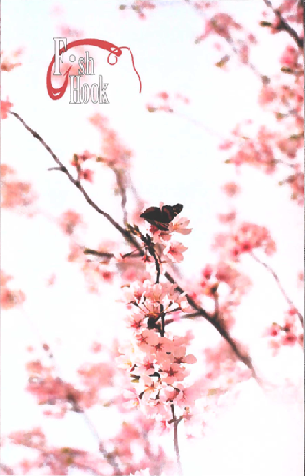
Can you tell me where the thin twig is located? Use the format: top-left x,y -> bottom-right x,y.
67,395 -> 122,475
160,305 -> 165,337
174,110 -> 226,140
84,248 -> 143,260
214,293 -> 220,319
149,243 -> 161,284
226,36 -> 268,84
181,311 -> 203,319
48,166 -> 66,172
84,249 -> 115,259
170,404 -> 183,476
251,251 -> 304,327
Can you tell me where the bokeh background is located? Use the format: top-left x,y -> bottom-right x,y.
1,1 -> 304,475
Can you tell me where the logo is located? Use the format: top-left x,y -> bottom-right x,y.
46,38 -> 142,103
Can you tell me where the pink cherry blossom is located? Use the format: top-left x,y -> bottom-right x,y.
168,217 -> 192,235
164,241 -> 188,263
1,98 -> 13,119
280,45 -> 299,69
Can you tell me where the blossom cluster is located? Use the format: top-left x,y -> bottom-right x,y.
1,97 -> 13,119
1,270 -> 26,310
230,222 -> 276,258
219,31 -> 304,205
118,220 -> 199,422
197,12 -> 242,42
119,1 -> 156,20
1,164 -> 37,215
6,427 -> 115,475
58,209 -> 84,236
265,307 -> 303,355
198,261 -> 251,310
1,48 -> 23,72
213,221 -> 276,261
71,151 -> 95,183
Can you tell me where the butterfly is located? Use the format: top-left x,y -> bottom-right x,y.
140,203 -> 183,231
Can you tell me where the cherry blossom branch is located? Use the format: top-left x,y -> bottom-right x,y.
170,404 -> 183,476
83,248 -> 258,378
250,251 -> 304,327
139,241 -> 258,379
10,111 -> 257,378
185,0 -> 270,83
164,271 -> 258,380
9,111 -> 140,252
20,311 -> 123,475
262,0 -> 304,49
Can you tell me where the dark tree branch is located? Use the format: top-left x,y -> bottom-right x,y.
142,234 -> 161,284
160,305 -> 165,337
84,249 -> 115,260
262,0 -> 304,49
181,311 -> 203,319
165,271 -> 258,380
9,111 -> 140,252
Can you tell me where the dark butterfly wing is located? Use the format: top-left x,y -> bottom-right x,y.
150,220 -> 170,231
140,206 -> 167,230
161,204 -> 183,223
140,204 -> 183,231
140,206 -> 163,221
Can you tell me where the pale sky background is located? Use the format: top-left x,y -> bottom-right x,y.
1,1 -> 304,475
